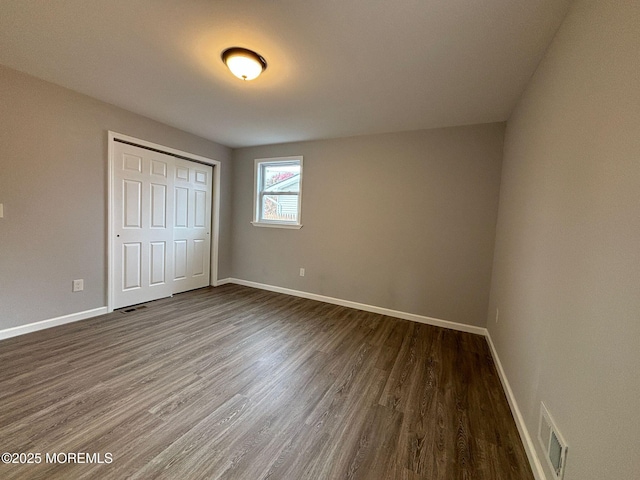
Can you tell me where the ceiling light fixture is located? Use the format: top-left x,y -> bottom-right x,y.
221,47 -> 267,81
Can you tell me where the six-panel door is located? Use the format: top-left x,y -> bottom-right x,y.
172,158 -> 212,294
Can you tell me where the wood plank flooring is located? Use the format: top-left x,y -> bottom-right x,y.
0,285 -> 534,479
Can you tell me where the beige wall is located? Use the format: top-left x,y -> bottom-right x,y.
0,66 -> 232,329
487,1 -> 640,479
231,124 -> 504,327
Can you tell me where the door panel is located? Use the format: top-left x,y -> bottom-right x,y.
113,143 -> 174,308
151,159 -> 167,177
123,153 -> 142,172
194,190 -> 207,227
175,187 -> 189,228
150,184 -> 167,228
123,180 -> 142,228
150,242 -> 166,285
174,240 -> 187,280
193,239 -> 206,276
176,165 -> 189,181
123,242 -> 142,290
172,159 -> 212,294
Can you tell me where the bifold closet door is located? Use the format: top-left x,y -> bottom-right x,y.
112,142 -> 175,309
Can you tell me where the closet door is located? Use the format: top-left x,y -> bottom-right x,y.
112,142 -> 175,308
172,158 -> 212,294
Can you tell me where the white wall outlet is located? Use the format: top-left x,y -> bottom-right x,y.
0,203 -> 4,218
496,308 -> 499,323
72,279 -> 84,292
299,268 -> 305,277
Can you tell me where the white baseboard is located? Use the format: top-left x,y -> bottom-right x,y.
212,277 -> 233,287
220,278 -> 486,336
485,331 -> 547,480
0,307 -> 109,341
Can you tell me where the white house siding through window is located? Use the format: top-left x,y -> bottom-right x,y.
263,173 -> 300,221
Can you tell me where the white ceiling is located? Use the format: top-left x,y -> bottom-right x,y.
0,0 -> 572,148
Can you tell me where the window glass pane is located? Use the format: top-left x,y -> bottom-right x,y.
262,164 -> 300,192
254,157 -> 302,227
262,194 -> 299,222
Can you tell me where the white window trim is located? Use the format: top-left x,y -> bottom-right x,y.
252,155 -> 303,229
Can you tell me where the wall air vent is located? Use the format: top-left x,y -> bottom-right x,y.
538,402 -> 568,479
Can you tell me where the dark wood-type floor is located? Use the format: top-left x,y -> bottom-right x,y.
0,285 -> 533,480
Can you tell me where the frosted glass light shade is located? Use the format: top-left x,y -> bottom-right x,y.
222,47 -> 267,81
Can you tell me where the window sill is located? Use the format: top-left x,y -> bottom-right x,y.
251,221 -> 303,230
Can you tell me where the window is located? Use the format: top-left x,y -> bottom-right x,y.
252,156 -> 303,228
